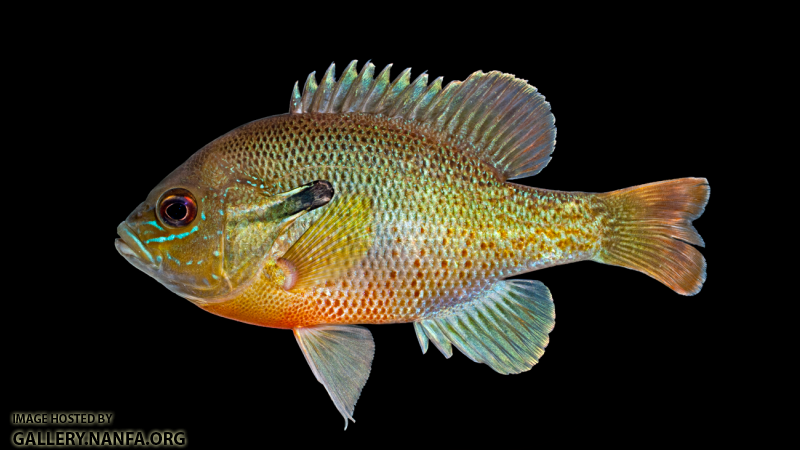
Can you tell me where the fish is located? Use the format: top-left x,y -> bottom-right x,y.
115,60 -> 709,428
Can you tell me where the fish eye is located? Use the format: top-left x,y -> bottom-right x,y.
157,188 -> 198,228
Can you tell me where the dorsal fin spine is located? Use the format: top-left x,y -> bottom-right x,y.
301,72 -> 318,112
290,82 -> 302,114
401,72 -> 429,115
341,62 -> 374,113
407,76 -> 442,120
327,60 -> 358,113
310,63 -> 335,112
386,72 -> 428,117
421,80 -> 460,126
362,63 -> 392,112
377,67 -> 411,112
290,60 -> 556,180
438,81 -> 468,131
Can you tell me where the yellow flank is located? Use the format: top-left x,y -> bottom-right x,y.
202,113 -> 603,328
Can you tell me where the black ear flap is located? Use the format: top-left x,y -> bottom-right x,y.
275,180 -> 334,219
292,180 -> 334,212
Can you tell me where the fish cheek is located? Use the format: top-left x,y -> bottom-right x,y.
141,197 -> 228,296
222,208 -> 292,288
220,180 -> 334,288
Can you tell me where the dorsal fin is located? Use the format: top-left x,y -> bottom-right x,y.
289,60 -> 557,180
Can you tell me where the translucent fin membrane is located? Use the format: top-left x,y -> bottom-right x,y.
290,60 -> 557,180
279,195 -> 373,292
294,325 -> 375,429
415,280 -> 555,374
595,178 -> 710,295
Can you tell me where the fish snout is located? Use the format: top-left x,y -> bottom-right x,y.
116,221 -> 157,267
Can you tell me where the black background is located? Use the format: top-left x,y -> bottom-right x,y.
8,14 -> 736,448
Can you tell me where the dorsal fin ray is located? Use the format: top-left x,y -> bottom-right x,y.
289,60 -> 557,180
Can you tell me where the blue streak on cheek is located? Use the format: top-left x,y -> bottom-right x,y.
211,274 -> 219,280
175,226 -> 199,239
218,210 -> 224,216
165,252 -> 181,265
143,221 -> 164,231
201,212 -> 206,221
143,225 -> 200,244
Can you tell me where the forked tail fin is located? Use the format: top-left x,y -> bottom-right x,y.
594,178 -> 710,295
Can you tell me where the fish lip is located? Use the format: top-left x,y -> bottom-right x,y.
115,222 -> 235,305
116,222 -> 157,267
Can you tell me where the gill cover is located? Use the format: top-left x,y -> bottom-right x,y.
223,180 -> 334,289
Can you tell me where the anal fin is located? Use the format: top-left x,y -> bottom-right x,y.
294,325 -> 375,429
415,280 -> 555,374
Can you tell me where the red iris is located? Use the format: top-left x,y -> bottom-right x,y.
157,188 -> 197,228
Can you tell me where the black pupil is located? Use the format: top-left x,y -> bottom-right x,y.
165,201 -> 188,221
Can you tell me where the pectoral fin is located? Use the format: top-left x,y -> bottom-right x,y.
294,325 -> 375,429
414,279 -> 555,374
278,195 -> 373,291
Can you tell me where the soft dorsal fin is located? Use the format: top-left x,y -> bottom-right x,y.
289,60 -> 556,180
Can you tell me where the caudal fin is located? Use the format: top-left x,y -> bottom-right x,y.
594,178 -> 710,295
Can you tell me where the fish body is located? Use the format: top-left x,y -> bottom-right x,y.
116,61 -> 709,427
199,112 -> 600,329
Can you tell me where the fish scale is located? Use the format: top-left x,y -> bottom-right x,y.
116,60 -> 708,427
200,112 -> 600,327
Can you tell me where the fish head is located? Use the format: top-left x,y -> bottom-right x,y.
116,158 -> 232,304
116,151 -> 334,306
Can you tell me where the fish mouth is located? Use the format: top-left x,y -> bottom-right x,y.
116,222 -> 157,268
115,221 -> 231,305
